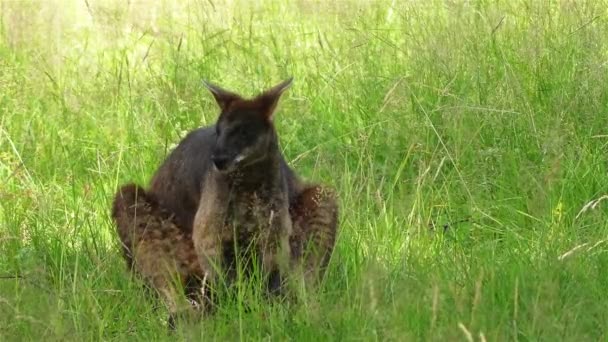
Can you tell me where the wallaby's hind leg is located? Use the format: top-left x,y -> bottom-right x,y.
111,184 -> 204,330
290,185 -> 339,288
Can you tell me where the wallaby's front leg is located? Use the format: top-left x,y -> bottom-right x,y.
262,210 -> 293,297
192,205 -> 225,313
192,172 -> 229,312
196,234 -> 222,312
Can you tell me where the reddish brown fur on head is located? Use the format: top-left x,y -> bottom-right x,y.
202,78 -> 293,172
203,78 -> 293,121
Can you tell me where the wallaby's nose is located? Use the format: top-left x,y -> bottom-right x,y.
211,155 -> 230,171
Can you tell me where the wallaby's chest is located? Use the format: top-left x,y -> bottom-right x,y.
224,192 -> 278,235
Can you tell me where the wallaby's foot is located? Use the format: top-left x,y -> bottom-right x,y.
166,302 -> 203,332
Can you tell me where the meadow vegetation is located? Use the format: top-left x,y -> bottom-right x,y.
1,0 -> 607,340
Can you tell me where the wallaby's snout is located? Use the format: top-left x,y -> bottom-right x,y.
211,153 -> 232,172
210,133 -> 247,172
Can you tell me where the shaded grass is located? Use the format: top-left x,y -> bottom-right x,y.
1,0 -> 608,340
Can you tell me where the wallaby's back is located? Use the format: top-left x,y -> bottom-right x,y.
148,127 -> 215,234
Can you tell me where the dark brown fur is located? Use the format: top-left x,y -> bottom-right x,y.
111,184 -> 204,327
192,161 -> 293,302
289,185 -> 339,287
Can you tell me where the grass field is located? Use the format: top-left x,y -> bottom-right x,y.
1,0 -> 608,340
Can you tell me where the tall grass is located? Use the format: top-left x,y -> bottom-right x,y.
1,0 -> 607,340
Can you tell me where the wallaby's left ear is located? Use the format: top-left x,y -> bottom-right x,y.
255,77 -> 293,120
203,80 -> 242,112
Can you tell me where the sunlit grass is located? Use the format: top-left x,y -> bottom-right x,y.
1,0 -> 608,340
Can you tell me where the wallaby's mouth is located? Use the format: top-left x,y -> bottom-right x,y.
211,155 -> 233,173
211,153 -> 246,173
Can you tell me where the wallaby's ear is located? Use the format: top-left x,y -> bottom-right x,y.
254,77 -> 293,121
203,80 -> 242,111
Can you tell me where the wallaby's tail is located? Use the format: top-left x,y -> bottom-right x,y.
290,184 -> 339,283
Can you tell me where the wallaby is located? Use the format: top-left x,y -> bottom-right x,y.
111,78 -> 339,327
191,78 -> 300,306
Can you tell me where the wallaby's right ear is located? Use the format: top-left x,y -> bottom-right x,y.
203,80 -> 242,111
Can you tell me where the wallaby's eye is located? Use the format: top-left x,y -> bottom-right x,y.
231,126 -> 249,139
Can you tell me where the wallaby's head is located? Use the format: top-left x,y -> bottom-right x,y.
203,78 -> 292,173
